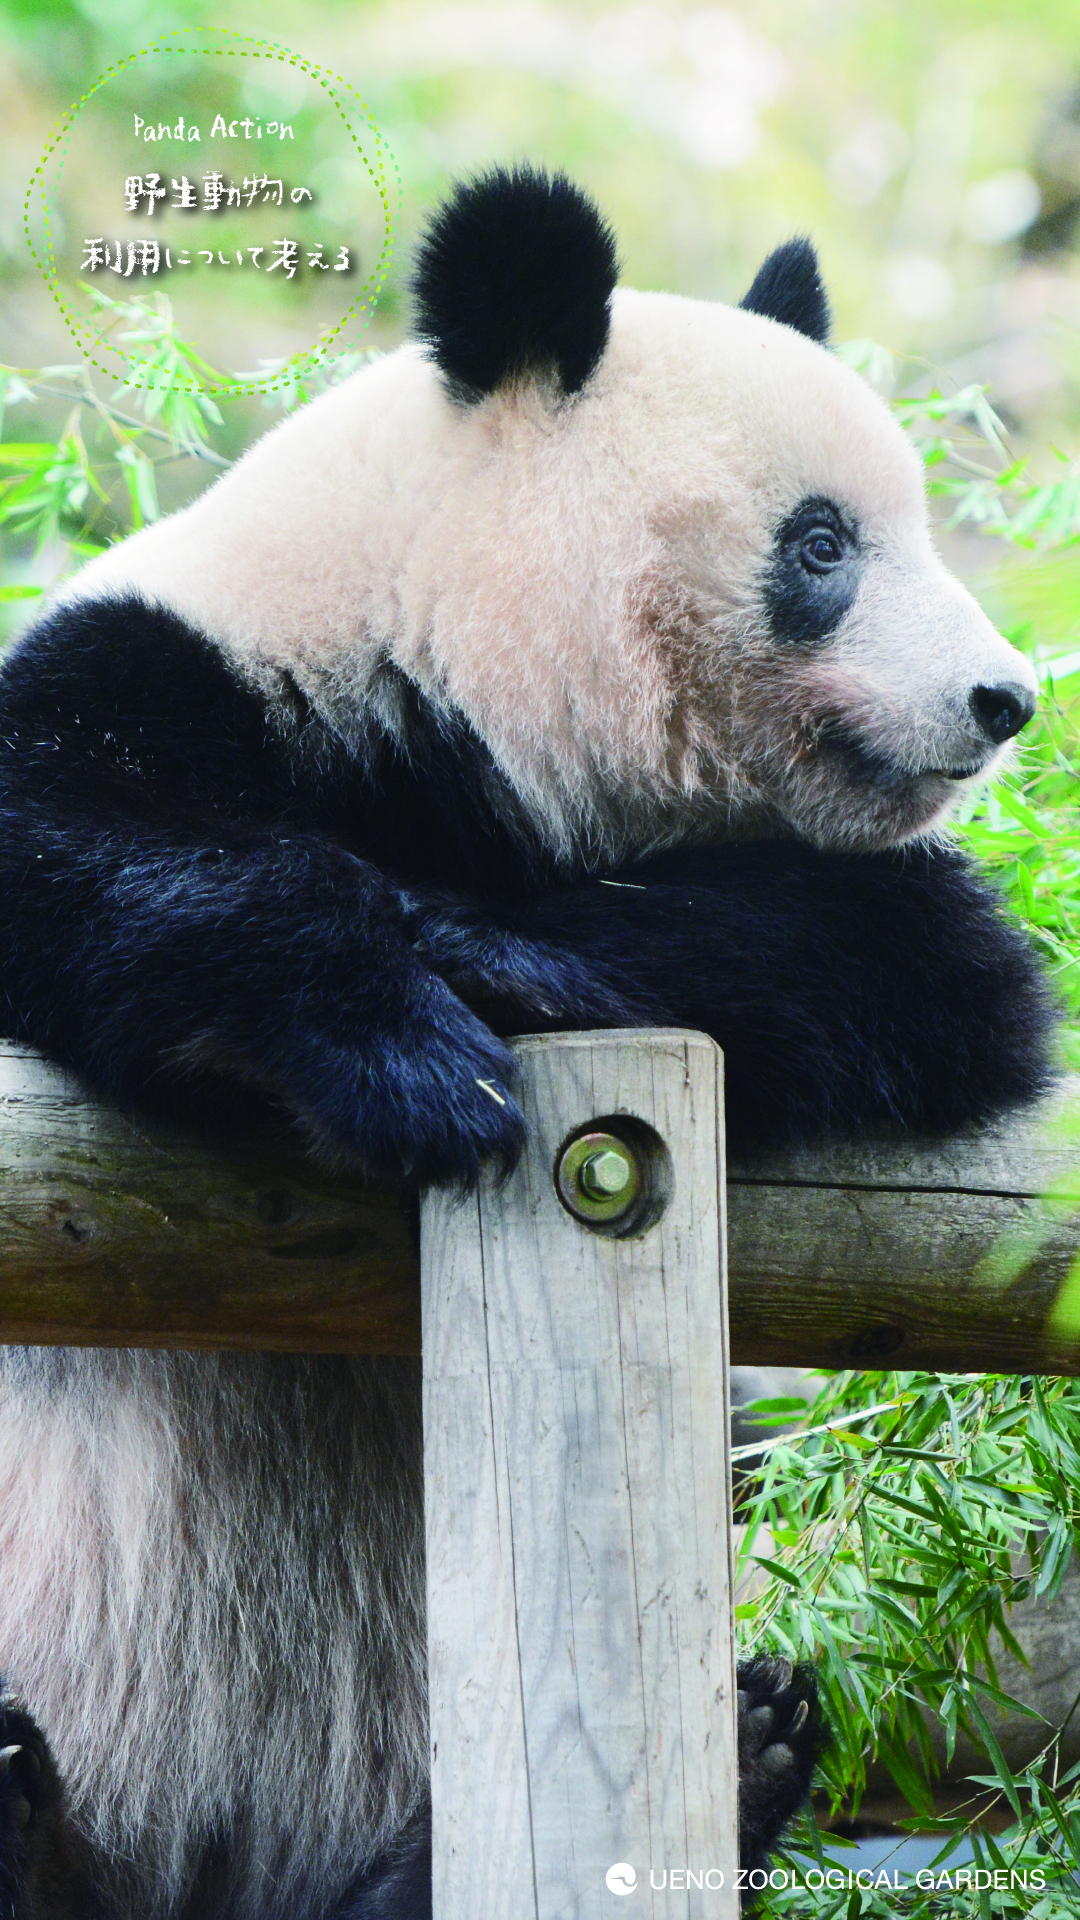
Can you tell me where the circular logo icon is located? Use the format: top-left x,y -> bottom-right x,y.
25,27 -> 400,397
606,1862 -> 638,1895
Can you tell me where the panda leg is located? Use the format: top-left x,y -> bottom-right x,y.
736,1656 -> 824,1878
0,1677 -> 821,1920
333,1808 -> 432,1920
0,1694 -> 91,1920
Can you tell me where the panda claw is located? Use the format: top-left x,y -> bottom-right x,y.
0,1744 -> 38,1784
786,1699 -> 809,1738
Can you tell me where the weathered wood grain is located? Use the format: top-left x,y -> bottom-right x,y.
0,1043 -> 419,1350
421,1030 -> 738,1920
1,1040 -> 1080,1370
726,1077 -> 1080,1374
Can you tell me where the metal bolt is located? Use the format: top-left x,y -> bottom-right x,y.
579,1148 -> 632,1198
555,1130 -> 642,1228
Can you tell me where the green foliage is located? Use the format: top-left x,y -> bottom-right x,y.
838,341 -> 1080,549
956,672 -> 1080,1058
0,292 -> 227,607
87,284 -> 226,450
738,1373 -> 1080,1916
749,350 -> 1080,1914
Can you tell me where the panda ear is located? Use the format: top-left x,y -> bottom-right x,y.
738,237 -> 831,345
412,166 -> 619,403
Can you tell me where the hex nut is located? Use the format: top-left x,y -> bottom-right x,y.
556,1132 -> 642,1226
579,1148 -> 633,1197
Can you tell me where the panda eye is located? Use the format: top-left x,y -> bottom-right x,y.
800,528 -> 844,573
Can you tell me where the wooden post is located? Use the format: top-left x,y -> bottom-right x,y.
421,1029 -> 738,1919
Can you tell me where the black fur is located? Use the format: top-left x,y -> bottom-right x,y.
736,1657 -> 825,1884
0,594 -> 548,894
0,170 -> 1052,1920
412,166 -> 619,402
0,598 -> 545,1183
763,494 -> 863,648
0,1694 -> 87,1920
336,1810 -> 431,1920
740,237 -> 831,345
464,841 -> 1057,1148
0,581 -> 1055,1914
0,596 -> 1056,1185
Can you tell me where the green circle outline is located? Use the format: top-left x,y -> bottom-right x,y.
23,26 -> 402,397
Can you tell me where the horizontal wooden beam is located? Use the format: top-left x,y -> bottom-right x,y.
0,1043 -> 419,1352
1,1041 -> 1078,1372
727,1096 -> 1080,1375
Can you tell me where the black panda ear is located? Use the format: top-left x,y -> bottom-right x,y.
738,238 -> 831,345
412,166 -> 619,403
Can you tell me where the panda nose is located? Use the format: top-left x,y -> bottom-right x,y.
969,682 -> 1037,746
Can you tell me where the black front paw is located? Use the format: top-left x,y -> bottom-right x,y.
288,983 -> 527,1187
737,1656 -> 824,1880
374,996 -> 527,1186
0,1696 -> 63,1919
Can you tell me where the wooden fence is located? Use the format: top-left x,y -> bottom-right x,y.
4,1036 -> 1079,1373
3,1028 -> 1079,1916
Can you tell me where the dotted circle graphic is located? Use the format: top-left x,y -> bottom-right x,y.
24,27 -> 402,396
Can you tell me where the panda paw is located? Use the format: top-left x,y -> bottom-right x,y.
381,1000 -> 527,1188
736,1656 -> 824,1878
295,985 -> 527,1188
0,1696 -> 65,1919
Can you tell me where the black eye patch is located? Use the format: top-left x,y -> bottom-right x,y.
763,495 -> 863,646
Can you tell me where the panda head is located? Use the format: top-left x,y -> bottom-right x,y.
409,166 -> 1037,857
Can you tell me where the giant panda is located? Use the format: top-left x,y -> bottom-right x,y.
0,166 -> 1054,1920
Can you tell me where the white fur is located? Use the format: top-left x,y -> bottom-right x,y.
0,1352 -> 426,1920
62,289 -> 1036,859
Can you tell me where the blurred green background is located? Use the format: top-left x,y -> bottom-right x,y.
3,0 -> 1079,434
3,0 -> 1080,634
